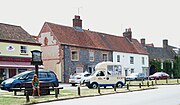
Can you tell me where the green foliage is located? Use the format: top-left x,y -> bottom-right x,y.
150,60 -> 162,72
173,56 -> 180,78
163,60 -> 172,75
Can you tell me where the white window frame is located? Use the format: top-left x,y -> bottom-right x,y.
76,67 -> 83,73
117,55 -> 120,62
89,52 -> 95,61
71,50 -> 79,61
131,69 -> 134,73
142,57 -> 145,65
130,56 -> 134,64
20,46 -> 27,54
102,53 -> 108,62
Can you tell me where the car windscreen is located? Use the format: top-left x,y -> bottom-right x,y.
12,71 -> 31,79
130,73 -> 138,76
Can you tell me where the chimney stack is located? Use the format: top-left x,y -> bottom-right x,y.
141,38 -> 146,47
163,39 -> 168,48
73,15 -> 82,28
123,28 -> 132,41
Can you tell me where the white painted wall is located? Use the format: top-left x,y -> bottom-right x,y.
113,52 -> 149,76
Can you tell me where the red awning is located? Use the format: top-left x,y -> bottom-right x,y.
0,61 -> 44,68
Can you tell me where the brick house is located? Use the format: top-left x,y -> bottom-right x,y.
38,15 -> 148,82
0,23 -> 41,80
140,38 -> 177,75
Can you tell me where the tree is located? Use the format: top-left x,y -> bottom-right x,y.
173,56 -> 180,78
150,60 -> 162,72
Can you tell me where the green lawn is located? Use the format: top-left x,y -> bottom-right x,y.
0,79 -> 179,105
126,79 -> 179,86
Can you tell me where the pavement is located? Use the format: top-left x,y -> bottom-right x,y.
35,85 -> 180,105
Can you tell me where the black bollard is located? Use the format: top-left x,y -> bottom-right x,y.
55,88 -> 58,98
14,91 -> 17,96
114,84 -> 116,92
147,81 -> 149,87
166,79 -> 168,84
26,91 -> 30,103
78,86 -> 81,96
152,81 -> 154,86
142,79 -> 144,85
127,84 -> 129,90
139,83 -> 141,88
177,79 -> 179,84
98,86 -> 101,94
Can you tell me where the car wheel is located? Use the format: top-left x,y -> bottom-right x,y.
116,82 -> 123,88
72,83 -> 76,86
91,83 -> 98,89
51,83 -> 55,88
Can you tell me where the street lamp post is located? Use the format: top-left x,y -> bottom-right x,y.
31,50 -> 43,78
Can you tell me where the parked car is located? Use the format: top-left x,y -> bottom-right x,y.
126,73 -> 147,81
149,72 -> 169,80
1,70 -> 59,90
69,72 -> 91,86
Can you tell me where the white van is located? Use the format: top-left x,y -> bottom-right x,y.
84,62 -> 126,89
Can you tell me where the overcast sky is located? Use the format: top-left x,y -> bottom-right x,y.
0,0 -> 180,47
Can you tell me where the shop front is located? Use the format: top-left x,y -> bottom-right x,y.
0,56 -> 34,80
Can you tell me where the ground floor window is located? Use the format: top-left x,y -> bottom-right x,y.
125,69 -> 128,76
88,66 -> 95,74
131,69 -> 134,73
0,69 -> 5,80
18,69 -> 27,73
76,67 -> 83,73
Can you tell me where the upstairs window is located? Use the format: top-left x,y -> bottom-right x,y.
130,56 -> 134,64
142,57 -> 145,65
71,50 -> 79,61
117,55 -> 120,62
102,53 -> 108,62
20,46 -> 27,54
89,52 -> 95,61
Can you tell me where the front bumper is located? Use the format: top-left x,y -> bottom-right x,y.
69,79 -> 81,84
1,84 -> 11,90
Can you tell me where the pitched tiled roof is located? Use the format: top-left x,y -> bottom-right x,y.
145,46 -> 176,61
42,22 -> 148,55
0,23 -> 39,44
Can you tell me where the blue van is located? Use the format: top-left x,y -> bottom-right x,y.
1,70 -> 59,90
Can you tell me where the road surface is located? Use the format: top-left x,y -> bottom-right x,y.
37,85 -> 180,105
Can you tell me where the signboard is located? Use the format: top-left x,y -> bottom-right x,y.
31,50 -> 43,65
0,56 -> 31,62
6,45 -> 15,51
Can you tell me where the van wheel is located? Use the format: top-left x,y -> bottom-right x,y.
116,82 -> 123,88
91,83 -> 98,89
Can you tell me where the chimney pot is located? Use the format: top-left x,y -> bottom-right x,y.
163,39 -> 168,48
123,28 -> 132,42
73,15 -> 82,28
141,38 -> 145,46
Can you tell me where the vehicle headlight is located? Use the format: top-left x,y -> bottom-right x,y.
4,80 -> 14,84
